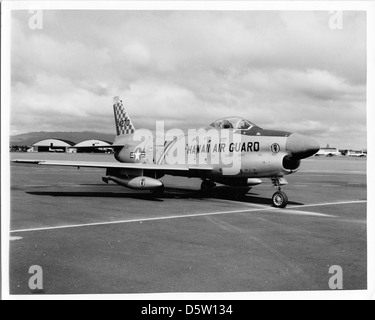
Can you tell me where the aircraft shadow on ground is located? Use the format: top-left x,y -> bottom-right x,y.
25,185 -> 304,206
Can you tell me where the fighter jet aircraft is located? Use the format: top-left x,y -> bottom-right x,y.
13,97 -> 320,208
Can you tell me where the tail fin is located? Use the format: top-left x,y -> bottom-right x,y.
113,96 -> 135,136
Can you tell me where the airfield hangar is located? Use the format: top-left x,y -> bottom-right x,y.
71,140 -> 113,153
31,139 -> 112,153
31,139 -> 76,152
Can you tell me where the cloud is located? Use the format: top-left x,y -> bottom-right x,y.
10,10 -> 367,149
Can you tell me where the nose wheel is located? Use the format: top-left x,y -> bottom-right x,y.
272,191 -> 288,208
271,177 -> 289,208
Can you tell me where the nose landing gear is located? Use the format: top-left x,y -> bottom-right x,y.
271,177 -> 289,208
272,191 -> 288,208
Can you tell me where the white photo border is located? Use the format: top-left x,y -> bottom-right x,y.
1,0 -> 374,300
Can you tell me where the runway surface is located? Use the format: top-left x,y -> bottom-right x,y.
9,154 -> 367,294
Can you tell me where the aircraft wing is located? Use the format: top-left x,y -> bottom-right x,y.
12,159 -> 213,172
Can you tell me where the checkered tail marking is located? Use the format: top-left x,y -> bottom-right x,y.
113,97 -> 135,136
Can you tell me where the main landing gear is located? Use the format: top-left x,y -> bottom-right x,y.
201,180 -> 216,195
271,177 -> 289,208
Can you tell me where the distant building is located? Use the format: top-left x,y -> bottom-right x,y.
9,145 -> 29,152
71,140 -> 113,153
31,139 -> 76,153
315,147 -> 341,157
346,150 -> 367,157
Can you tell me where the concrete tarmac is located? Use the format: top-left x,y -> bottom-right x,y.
9,154 -> 367,294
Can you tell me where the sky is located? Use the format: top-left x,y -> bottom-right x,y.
10,10 -> 367,149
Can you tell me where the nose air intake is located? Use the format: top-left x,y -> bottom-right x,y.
286,133 -> 320,159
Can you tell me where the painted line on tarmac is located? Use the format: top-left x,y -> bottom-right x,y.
302,170 -> 366,175
294,200 -> 366,210
10,200 -> 366,234
277,209 -> 335,217
208,199 -> 348,217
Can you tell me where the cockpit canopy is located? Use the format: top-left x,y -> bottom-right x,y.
210,117 -> 259,130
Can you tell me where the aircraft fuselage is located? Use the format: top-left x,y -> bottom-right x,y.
112,127 -> 313,183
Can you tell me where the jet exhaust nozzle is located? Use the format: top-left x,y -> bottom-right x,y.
286,133 -> 320,159
104,176 -> 164,190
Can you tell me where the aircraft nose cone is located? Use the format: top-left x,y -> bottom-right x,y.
286,133 -> 320,159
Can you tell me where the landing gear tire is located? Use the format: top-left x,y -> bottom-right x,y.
272,191 -> 288,208
201,180 -> 215,196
